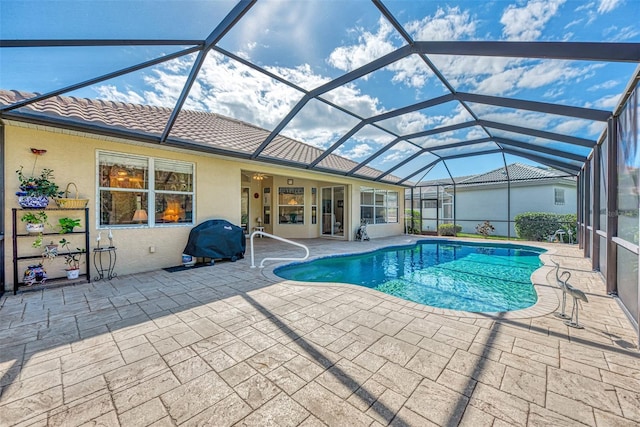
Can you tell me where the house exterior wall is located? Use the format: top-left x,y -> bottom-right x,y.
3,122 -> 403,291
455,182 -> 577,236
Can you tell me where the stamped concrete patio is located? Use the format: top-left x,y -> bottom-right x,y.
0,236 -> 638,426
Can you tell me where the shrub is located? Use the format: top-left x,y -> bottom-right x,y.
404,209 -> 421,234
438,223 -> 461,236
514,212 -> 577,241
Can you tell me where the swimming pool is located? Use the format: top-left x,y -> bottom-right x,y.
274,240 -> 545,312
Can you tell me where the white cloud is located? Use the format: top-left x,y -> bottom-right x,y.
338,143 -> 374,159
597,0 -> 622,13
575,2 -> 596,12
500,0 -> 566,41
327,16 -> 397,73
593,93 -> 619,108
321,83 -> 385,118
378,110 -> 445,135
405,6 -> 477,41
543,87 -> 565,98
475,67 -> 525,95
93,85 -> 146,105
588,121 -> 607,136
231,1 -> 322,63
604,25 -> 640,41
588,79 -> 619,91
517,61 -> 590,89
564,18 -> 583,29
553,118 -> 596,135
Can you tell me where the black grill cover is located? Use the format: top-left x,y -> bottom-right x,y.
183,219 -> 246,261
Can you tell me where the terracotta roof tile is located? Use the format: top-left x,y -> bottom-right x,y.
0,89 -> 402,183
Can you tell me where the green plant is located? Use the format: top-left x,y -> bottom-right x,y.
58,217 -> 81,234
20,211 -> 48,224
16,166 -> 62,197
404,209 -> 421,234
20,211 -> 49,248
514,212 -> 577,241
32,234 -> 44,248
438,223 -> 462,236
475,220 -> 495,238
41,241 -> 59,262
59,238 -> 85,270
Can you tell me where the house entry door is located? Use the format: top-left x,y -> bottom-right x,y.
420,198 -> 438,234
321,186 -> 345,237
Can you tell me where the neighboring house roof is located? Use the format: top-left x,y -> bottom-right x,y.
0,89 -> 401,184
416,163 -> 575,188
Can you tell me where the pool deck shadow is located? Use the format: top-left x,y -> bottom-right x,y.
0,235 -> 638,426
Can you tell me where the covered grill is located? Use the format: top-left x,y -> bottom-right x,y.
183,219 -> 245,263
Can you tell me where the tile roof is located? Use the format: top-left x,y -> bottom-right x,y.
0,90 -> 401,184
416,162 -> 574,187
459,163 -> 570,184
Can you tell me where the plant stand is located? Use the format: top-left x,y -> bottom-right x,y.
12,207 -> 90,294
93,247 -> 117,281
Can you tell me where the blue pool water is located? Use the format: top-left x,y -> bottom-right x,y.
274,240 -> 545,312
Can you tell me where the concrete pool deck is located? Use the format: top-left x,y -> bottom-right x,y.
0,235 -> 638,426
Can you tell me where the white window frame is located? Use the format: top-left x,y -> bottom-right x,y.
97,151 -> 195,228
360,188 -> 399,224
554,188 -> 565,205
278,187 -> 305,224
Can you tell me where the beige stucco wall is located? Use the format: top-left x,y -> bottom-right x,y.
3,121 -> 404,291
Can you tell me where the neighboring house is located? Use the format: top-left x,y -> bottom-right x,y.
409,163 -> 577,237
1,90 -> 403,291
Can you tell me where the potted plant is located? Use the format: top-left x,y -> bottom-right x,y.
20,211 -> 49,247
15,148 -> 62,208
58,217 -> 81,234
59,238 -> 85,279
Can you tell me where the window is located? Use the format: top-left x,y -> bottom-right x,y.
278,187 -> 304,224
98,151 -> 194,227
263,187 -> 271,225
311,188 -> 317,225
360,188 -> 399,224
554,188 -> 565,205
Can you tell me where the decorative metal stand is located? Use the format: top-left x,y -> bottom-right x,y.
564,285 -> 589,329
552,260 -> 571,319
93,247 -> 117,281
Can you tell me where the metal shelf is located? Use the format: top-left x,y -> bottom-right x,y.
12,208 -> 91,294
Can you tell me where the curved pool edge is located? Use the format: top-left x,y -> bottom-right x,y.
260,236 -> 562,320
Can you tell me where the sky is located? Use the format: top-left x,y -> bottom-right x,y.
1,0 -> 639,182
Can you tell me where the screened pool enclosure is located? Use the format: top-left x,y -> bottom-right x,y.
1,1 -> 639,331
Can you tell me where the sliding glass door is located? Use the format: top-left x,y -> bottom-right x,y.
321,186 -> 345,237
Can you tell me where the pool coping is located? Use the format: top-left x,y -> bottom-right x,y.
260,236 -> 562,320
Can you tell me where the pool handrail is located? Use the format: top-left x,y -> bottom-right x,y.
249,230 -> 309,268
